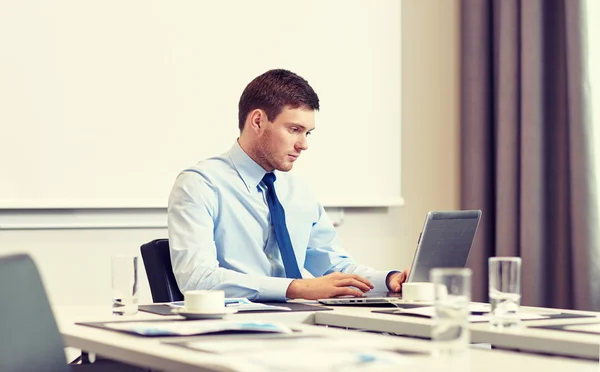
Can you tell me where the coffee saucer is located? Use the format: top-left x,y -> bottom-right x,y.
171,307 -> 238,320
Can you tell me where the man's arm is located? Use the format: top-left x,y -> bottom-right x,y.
285,272 -> 373,300
299,204 -> 406,296
168,172 -> 292,301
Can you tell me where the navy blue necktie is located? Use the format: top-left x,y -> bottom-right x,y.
262,172 -> 302,279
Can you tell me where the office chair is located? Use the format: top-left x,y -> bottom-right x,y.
0,253 -> 71,372
0,253 -> 146,372
140,239 -> 184,302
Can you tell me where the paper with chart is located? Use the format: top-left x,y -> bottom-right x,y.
105,320 -> 295,336
171,334 -> 423,371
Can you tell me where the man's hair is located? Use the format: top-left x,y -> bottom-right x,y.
238,69 -> 320,131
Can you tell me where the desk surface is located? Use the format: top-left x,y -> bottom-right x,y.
313,304 -> 600,360
55,304 -> 599,372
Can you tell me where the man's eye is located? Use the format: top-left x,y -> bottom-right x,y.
291,127 -> 299,133
306,131 -> 312,136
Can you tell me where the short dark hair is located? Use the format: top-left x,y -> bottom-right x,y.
238,69 -> 320,131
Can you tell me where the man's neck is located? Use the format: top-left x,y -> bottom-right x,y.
237,137 -> 270,172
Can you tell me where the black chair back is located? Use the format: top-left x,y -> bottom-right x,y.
140,239 -> 183,302
0,254 -> 71,372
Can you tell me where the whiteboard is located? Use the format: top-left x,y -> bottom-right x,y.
0,0 -> 402,209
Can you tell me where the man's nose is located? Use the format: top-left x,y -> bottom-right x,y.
297,135 -> 309,151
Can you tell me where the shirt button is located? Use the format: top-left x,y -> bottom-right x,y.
268,254 -> 273,259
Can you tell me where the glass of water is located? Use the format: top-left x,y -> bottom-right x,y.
111,255 -> 139,315
488,257 -> 521,329
430,268 -> 471,356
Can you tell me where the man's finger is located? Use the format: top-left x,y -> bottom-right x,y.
390,280 -> 401,292
334,287 -> 364,298
336,278 -> 372,292
399,271 -> 408,282
343,274 -> 374,289
389,273 -> 404,292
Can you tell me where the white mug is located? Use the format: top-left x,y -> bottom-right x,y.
402,282 -> 435,301
184,290 -> 225,313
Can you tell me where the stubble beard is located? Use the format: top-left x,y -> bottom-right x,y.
254,137 -> 276,172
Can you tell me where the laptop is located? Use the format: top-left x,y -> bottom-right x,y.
317,210 -> 482,306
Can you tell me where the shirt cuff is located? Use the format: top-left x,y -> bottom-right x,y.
257,277 -> 295,301
367,270 -> 399,292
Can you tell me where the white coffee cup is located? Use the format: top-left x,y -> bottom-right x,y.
184,290 -> 225,313
402,282 -> 435,301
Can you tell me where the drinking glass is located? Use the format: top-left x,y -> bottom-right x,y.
488,257 -> 521,329
111,255 -> 139,315
430,268 -> 471,356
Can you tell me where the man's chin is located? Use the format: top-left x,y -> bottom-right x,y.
276,163 -> 294,172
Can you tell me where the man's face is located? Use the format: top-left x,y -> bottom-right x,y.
254,106 -> 315,172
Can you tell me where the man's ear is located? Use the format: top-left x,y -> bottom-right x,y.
248,109 -> 266,134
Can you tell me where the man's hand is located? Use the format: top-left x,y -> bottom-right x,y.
286,272 -> 374,300
386,268 -> 410,292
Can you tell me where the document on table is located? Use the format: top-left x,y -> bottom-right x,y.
203,348 -> 418,371
168,297 -> 291,312
563,323 -> 600,333
104,320 -> 295,336
169,335 -> 424,371
395,306 -> 550,323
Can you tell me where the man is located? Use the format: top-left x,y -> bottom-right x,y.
168,69 -> 407,301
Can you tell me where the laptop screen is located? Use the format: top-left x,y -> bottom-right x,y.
407,210 -> 481,283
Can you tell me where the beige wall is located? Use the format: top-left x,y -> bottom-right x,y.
338,0 -> 461,270
0,0 -> 460,306
399,0 -> 461,255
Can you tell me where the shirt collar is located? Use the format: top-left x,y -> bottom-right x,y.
227,140 -> 268,192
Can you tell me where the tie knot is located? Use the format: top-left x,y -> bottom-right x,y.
262,172 -> 276,187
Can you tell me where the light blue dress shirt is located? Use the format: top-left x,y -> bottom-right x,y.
168,141 -> 394,301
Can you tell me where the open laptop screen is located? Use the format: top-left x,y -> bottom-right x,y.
317,210 -> 481,306
407,210 -> 481,283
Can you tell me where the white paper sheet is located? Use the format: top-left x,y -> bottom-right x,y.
563,323 -> 600,333
238,349 -> 418,371
395,306 -> 549,322
179,336 -> 422,371
105,320 -> 294,336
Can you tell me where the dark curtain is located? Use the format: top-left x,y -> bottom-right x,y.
460,0 -> 600,310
